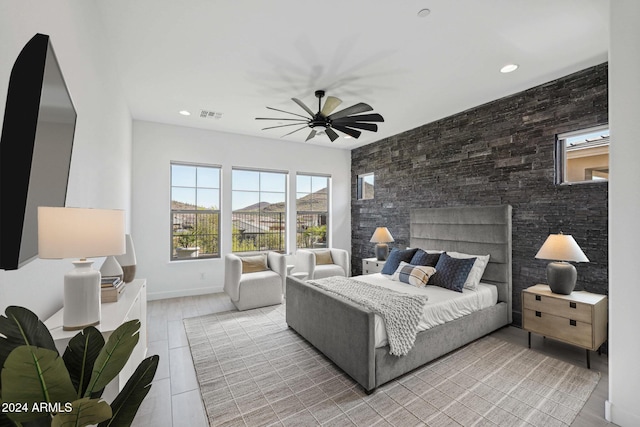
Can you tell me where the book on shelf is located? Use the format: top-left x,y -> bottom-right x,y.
101,276 -> 123,288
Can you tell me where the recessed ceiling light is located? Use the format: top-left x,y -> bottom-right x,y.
500,64 -> 519,73
344,135 -> 352,139
417,8 -> 431,17
179,110 -> 191,116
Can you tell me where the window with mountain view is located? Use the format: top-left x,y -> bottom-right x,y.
171,163 -> 220,260
232,168 -> 287,253
296,174 -> 329,249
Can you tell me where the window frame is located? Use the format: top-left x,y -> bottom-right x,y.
296,173 -> 330,250
231,167 -> 288,253
555,124 -> 610,185
170,162 -> 221,261
357,172 -> 375,200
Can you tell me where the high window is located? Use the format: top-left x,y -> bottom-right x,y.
170,163 -> 220,260
556,125 -> 609,184
357,173 -> 374,200
296,174 -> 330,249
232,168 -> 287,253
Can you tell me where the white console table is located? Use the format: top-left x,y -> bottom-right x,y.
44,278 -> 147,401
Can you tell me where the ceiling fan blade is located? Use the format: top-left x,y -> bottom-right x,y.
333,122 -> 378,132
332,113 -> 384,123
266,106 -> 309,119
320,96 -> 342,116
305,130 -> 316,142
255,117 -> 307,121
332,124 -> 362,139
327,103 -> 373,120
261,123 -> 310,130
325,128 -> 340,142
281,125 -> 309,137
292,98 -> 315,117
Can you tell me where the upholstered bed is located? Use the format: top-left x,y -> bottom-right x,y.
285,205 -> 512,393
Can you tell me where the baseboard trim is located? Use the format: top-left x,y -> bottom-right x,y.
605,399 -> 640,425
147,286 -> 223,301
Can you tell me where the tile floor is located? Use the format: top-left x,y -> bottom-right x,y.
132,293 -> 613,427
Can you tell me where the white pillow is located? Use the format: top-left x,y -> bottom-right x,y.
446,252 -> 490,291
391,261 -> 437,288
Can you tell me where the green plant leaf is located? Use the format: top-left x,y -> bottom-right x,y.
98,355 -> 159,427
62,327 -> 105,399
51,397 -> 112,427
84,320 -> 139,397
1,346 -> 76,423
0,306 -> 57,391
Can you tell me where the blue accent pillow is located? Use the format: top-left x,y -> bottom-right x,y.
381,248 -> 418,275
410,249 -> 441,267
428,252 -> 476,292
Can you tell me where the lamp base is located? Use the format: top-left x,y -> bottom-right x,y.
63,260 -> 101,331
547,261 -> 577,295
375,243 -> 389,261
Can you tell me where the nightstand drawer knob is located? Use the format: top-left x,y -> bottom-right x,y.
570,302 -> 576,309
570,319 -> 577,326
535,311 -> 541,317
535,295 -> 541,301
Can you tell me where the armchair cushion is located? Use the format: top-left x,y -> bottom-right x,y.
314,250 -> 334,265
241,254 -> 268,273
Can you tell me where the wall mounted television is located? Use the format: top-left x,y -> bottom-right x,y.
0,33 -> 76,270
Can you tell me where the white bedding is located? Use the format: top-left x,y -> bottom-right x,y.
354,273 -> 498,348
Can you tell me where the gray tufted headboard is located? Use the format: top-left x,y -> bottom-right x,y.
410,205 -> 512,323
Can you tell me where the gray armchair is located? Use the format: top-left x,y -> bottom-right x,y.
295,248 -> 350,280
224,252 -> 286,311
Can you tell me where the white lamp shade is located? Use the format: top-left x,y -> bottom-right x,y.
370,227 -> 394,243
38,207 -> 125,259
535,233 -> 589,262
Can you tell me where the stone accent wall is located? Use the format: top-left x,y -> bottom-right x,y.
351,63 -> 608,326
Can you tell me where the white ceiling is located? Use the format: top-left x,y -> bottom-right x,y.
95,0 -> 609,149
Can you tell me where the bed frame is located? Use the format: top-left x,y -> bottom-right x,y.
286,205 -> 512,393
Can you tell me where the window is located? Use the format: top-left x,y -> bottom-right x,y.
171,163 -> 220,260
556,125 -> 609,184
357,173 -> 374,200
232,168 -> 287,253
296,174 -> 329,249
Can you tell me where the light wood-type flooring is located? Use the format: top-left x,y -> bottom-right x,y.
131,293 -> 614,427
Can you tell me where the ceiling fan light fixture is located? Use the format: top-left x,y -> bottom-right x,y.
417,8 -> 431,18
256,90 -> 384,142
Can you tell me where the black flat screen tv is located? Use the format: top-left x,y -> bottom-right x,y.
0,34 -> 76,270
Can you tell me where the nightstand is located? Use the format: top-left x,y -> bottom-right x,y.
362,257 -> 386,274
522,284 -> 607,368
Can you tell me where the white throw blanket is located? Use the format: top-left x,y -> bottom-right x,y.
307,276 -> 428,356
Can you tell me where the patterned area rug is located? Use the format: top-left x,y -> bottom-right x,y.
183,304 -> 600,427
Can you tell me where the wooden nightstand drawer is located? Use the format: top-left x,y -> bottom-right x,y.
523,292 -> 592,323
523,308 -> 592,348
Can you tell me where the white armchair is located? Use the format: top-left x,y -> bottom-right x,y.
224,252 -> 286,311
295,248 -> 350,280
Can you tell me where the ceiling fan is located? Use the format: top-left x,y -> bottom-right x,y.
256,90 -> 384,142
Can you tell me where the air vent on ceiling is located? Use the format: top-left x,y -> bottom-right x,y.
199,110 -> 223,119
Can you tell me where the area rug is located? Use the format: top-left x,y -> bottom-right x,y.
183,304 -> 600,427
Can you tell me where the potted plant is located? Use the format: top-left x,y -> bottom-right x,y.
174,227 -> 200,258
0,306 -> 158,427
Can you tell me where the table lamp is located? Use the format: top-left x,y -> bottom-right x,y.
370,227 -> 394,261
534,232 -> 589,295
38,207 -> 125,330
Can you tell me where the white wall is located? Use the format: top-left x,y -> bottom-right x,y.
607,1 -> 640,426
132,120 -> 351,300
0,1 -> 132,319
